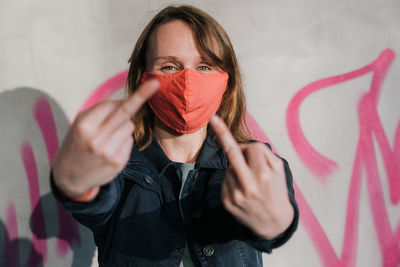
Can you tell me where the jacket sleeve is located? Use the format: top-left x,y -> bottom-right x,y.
238,156 -> 299,253
50,169 -> 125,231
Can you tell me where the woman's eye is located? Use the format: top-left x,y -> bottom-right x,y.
161,65 -> 179,73
198,65 -> 212,71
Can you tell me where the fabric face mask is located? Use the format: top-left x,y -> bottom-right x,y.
141,68 -> 228,134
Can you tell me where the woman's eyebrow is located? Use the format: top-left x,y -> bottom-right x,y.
153,56 -> 178,61
153,56 -> 211,62
152,56 -> 216,66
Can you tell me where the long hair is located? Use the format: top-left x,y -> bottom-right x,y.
127,5 -> 250,150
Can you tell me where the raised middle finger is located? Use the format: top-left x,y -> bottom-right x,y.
209,115 -> 251,187
100,79 -> 159,137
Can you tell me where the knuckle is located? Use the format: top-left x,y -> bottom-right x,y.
119,103 -> 131,115
232,190 -> 244,206
255,142 -> 267,151
74,111 -> 85,122
222,197 -> 234,212
103,99 -> 118,107
243,183 -> 258,198
244,142 -> 265,158
74,121 -> 92,139
252,142 -> 267,155
260,170 -> 271,181
86,139 -> 99,153
108,153 -> 125,168
98,99 -> 115,107
250,142 -> 263,149
271,156 -> 284,170
221,189 -> 230,204
109,157 -> 125,169
96,148 -> 113,162
260,176 -> 273,190
86,138 -> 106,157
224,145 -> 235,159
254,169 -> 271,180
102,100 -> 121,113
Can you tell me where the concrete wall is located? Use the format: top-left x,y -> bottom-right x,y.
1,0 -> 399,266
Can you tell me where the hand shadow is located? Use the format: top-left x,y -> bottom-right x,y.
31,192 -> 96,267
0,217 -> 43,267
0,87 -> 96,266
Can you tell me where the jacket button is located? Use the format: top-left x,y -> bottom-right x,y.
203,245 -> 214,256
144,175 -> 153,184
191,210 -> 202,219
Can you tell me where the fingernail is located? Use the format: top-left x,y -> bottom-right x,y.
209,115 -> 218,123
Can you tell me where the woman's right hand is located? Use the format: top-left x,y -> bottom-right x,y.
52,79 -> 160,201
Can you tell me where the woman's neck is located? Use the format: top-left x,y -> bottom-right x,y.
152,118 -> 207,163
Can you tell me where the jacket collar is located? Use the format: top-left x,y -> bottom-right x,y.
196,134 -> 228,169
141,134 -> 228,176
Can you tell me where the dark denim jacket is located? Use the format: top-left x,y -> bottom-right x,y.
51,135 -> 299,267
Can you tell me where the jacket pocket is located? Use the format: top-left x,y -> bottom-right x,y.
119,178 -> 162,226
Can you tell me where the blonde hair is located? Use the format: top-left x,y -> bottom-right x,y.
127,5 -> 250,150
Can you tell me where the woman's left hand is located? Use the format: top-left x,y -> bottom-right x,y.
209,115 -> 294,239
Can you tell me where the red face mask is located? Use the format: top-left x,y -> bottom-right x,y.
141,69 -> 228,134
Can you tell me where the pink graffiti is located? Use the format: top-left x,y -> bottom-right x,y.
10,72 -> 127,262
3,98 -> 83,266
5,70 -> 125,264
4,47 -> 398,266
78,55 -> 400,266
4,202 -> 19,267
21,141 -> 47,265
286,48 -> 400,266
79,70 -> 129,112
34,97 -> 82,256
245,113 -> 275,152
34,98 -> 58,165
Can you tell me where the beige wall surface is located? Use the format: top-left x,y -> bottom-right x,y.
1,0 -> 399,266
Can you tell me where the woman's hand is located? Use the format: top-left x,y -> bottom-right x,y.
209,115 -> 294,239
52,80 -> 160,201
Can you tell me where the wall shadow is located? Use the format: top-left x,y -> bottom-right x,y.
0,87 -> 96,266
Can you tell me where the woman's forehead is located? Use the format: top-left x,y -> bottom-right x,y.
146,19 -> 220,62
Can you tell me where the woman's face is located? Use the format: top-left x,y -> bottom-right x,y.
145,19 -> 220,75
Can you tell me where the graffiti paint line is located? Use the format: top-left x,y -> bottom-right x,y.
4,202 -> 20,267
21,141 -> 47,265
287,48 -> 400,266
34,97 -> 82,256
79,70 -> 129,112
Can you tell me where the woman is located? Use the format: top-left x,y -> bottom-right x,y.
51,5 -> 298,267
